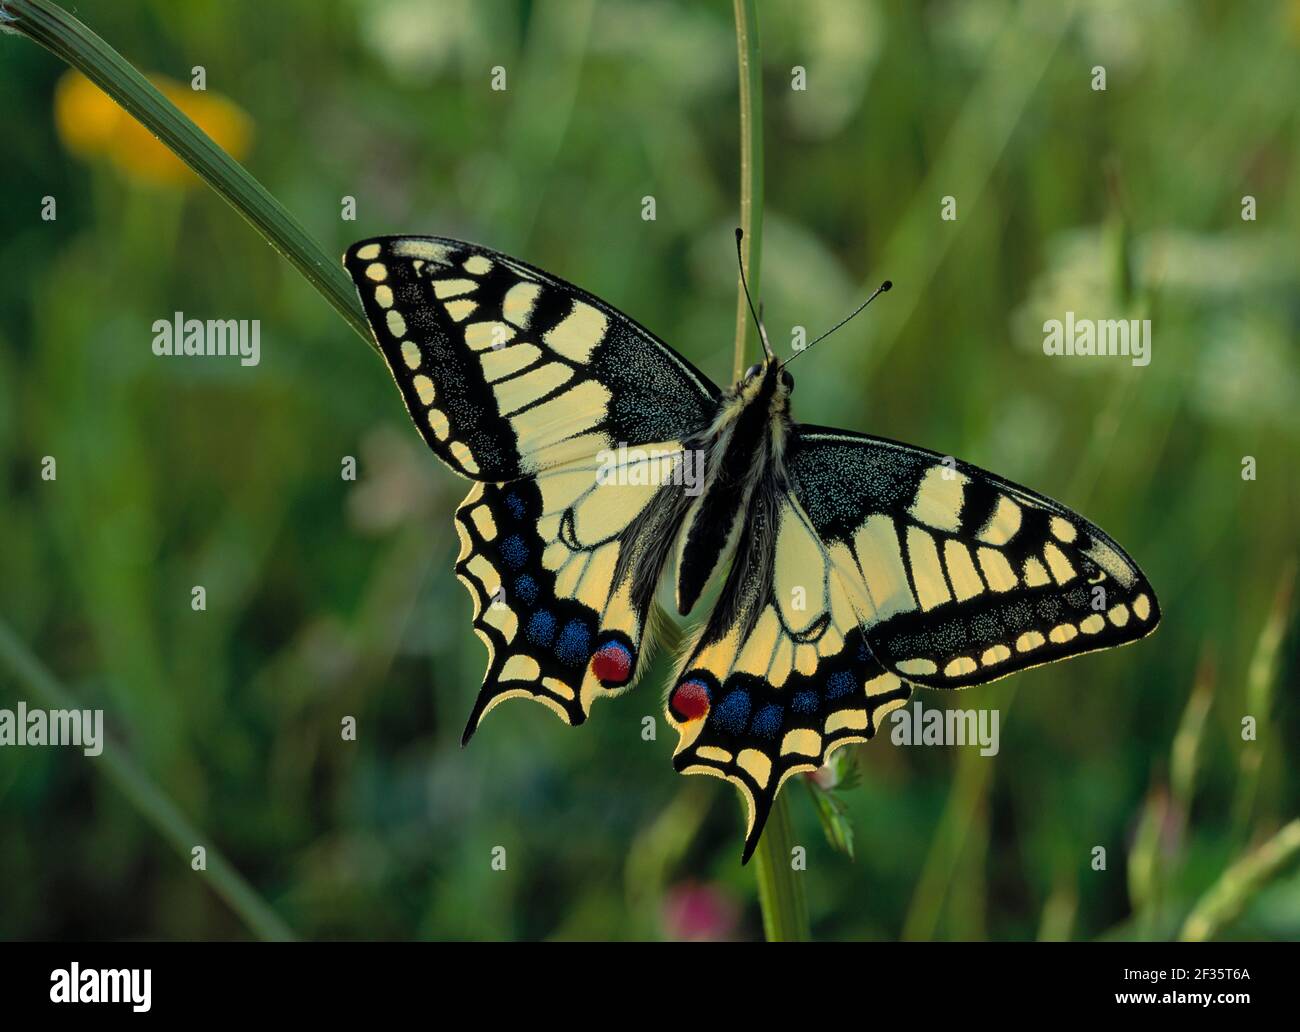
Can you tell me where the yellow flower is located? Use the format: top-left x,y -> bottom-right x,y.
54,70 -> 252,187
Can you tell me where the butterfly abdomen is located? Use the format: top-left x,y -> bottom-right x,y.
674,365 -> 792,615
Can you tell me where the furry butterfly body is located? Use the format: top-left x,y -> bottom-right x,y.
344,235 -> 1160,862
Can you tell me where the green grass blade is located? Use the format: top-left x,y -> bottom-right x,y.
0,0 -> 373,348
0,618 -> 297,941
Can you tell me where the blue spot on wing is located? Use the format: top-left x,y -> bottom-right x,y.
555,619 -> 591,667
712,690 -> 751,735
513,574 -> 539,605
792,691 -> 818,715
751,704 -> 783,739
499,535 -> 528,571
826,670 -> 856,699
526,610 -> 556,647
504,492 -> 526,520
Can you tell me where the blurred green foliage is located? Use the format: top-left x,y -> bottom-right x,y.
1,0 -> 1297,941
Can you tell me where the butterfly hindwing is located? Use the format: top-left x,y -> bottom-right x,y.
787,426 -> 1161,690
455,444 -> 697,738
343,236 -> 720,480
666,484 -> 911,862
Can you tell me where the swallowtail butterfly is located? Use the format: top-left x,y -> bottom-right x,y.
344,233 -> 1159,862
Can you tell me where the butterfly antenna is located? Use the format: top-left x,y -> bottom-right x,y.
781,279 -> 892,369
734,228 -> 774,360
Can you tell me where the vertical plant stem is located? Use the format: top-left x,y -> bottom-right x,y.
0,0 -> 373,348
731,0 -> 805,942
753,785 -> 809,942
732,0 -> 764,380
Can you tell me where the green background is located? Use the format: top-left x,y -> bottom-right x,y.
1,0 -> 1296,941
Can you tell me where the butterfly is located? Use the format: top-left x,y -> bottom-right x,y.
343,232 -> 1160,863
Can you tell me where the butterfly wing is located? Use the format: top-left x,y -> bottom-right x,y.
666,482 -> 912,862
345,236 -> 720,734
343,235 -> 720,479
667,424 -> 1158,861
453,446 -> 693,738
786,426 -> 1160,689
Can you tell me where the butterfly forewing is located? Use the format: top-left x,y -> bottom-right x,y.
343,236 -> 720,480
786,426 -> 1161,689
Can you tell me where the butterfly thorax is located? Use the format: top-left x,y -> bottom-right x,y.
673,362 -> 793,616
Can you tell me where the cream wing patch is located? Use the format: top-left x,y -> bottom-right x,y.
545,301 -> 608,363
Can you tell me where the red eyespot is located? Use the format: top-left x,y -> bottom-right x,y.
591,642 -> 633,686
671,680 -> 711,721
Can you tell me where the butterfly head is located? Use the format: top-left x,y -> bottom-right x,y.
738,358 -> 794,404
710,359 -> 795,452
732,227 -> 888,406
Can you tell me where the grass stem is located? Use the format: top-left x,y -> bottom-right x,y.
0,0 -> 373,348
731,0 -> 764,380
0,619 -> 296,941
731,0 -> 807,942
